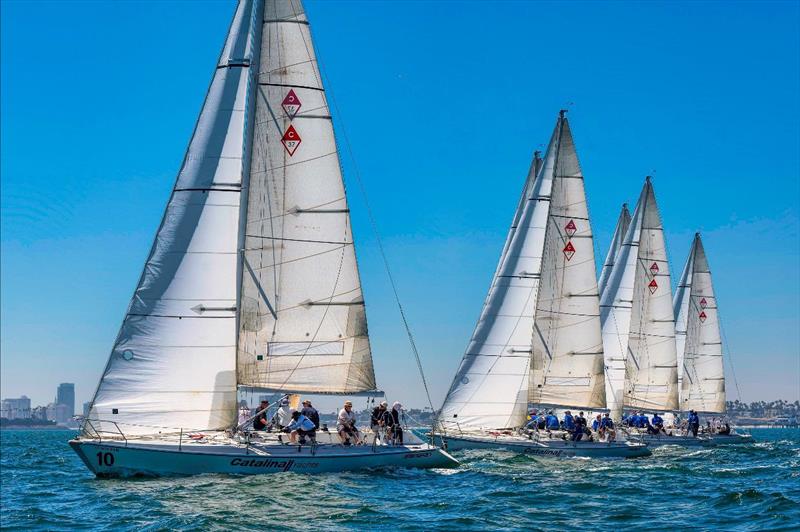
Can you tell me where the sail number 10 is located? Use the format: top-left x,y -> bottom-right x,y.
96,452 -> 115,467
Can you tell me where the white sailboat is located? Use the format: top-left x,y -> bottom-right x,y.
598,203 -> 631,298
674,234 -> 752,444
434,112 -> 649,459
600,178 -> 710,447
70,0 -> 457,477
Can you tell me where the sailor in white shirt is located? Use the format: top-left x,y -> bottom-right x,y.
336,400 -> 361,445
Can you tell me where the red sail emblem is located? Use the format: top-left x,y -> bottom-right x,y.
281,125 -> 302,156
281,89 -> 302,119
699,311 -> 707,322
565,219 -> 577,237
649,262 -> 659,275
563,241 -> 576,261
648,278 -> 658,294
699,297 -> 708,308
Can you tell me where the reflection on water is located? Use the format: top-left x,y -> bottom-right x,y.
1,429 -> 799,530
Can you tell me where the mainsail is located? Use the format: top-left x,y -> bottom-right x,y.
674,234 -> 725,413
528,119 -> 605,410
86,0 -> 261,435
598,203 -> 631,297
438,112 -> 605,430
236,0 -> 377,394
600,177 -> 679,420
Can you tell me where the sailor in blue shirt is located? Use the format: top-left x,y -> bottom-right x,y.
651,413 -> 665,433
688,410 -> 700,437
545,412 -> 560,430
600,413 -> 617,441
563,411 -> 575,431
284,411 -> 317,444
592,414 -> 602,432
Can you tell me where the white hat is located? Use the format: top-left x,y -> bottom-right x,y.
392,401 -> 402,410
380,400 -> 388,407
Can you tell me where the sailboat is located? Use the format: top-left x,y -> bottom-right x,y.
600,177 -> 711,447
674,234 -> 752,444
433,112 -> 649,459
69,0 -> 457,477
598,203 -> 631,297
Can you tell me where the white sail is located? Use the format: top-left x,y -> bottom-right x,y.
529,119 -> 606,409
437,123 -> 562,430
600,177 -> 678,419
236,0 -> 377,394
673,235 -> 694,400
676,235 -> 725,413
598,203 -> 631,297
86,0 -> 260,435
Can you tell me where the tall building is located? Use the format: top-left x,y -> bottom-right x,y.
46,403 -> 70,424
56,383 -> 75,418
1,396 -> 31,419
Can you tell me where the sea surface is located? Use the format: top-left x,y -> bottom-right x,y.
1,428 -> 798,531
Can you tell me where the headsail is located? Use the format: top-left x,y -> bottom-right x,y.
86,0 -> 261,435
598,203 -> 631,297
600,177 -> 678,420
529,119 -> 606,410
236,0 -> 377,394
674,234 -> 725,413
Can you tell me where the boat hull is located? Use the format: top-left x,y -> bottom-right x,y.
630,432 -> 714,447
69,439 -> 458,477
706,433 -> 754,445
434,433 -> 650,459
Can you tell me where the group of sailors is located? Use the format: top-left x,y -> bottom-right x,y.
524,409 -> 617,442
241,397 -> 405,447
522,408 -> 716,440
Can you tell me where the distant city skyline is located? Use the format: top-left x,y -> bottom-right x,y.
2,1 -> 798,409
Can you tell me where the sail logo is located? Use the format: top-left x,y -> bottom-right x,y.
563,241 -> 576,261
282,89 -> 302,119
281,125 -> 302,156
648,278 -> 658,294
564,219 -> 577,237
699,311 -> 707,323
649,262 -> 659,275
699,297 -> 708,308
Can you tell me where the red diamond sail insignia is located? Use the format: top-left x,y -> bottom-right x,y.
281,89 -> 302,119
649,262 -> 659,275
648,278 -> 658,294
563,241 -> 576,261
699,311 -> 707,322
700,297 -> 708,308
565,219 -> 577,237
281,125 -> 302,156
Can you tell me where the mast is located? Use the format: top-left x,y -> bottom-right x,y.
85,0 -> 260,436
600,177 -> 678,421
598,203 -> 631,297
675,234 -> 726,413
236,0 -> 378,394
437,112 -> 565,430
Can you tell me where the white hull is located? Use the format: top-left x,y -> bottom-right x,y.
626,431 -> 714,447
434,433 -> 650,459
69,437 -> 457,477
705,432 -> 754,445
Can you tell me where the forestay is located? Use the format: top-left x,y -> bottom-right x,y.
236,0 -> 377,394
675,234 -> 725,413
600,178 -> 678,420
86,0 -> 261,435
598,203 -> 631,297
529,119 -> 606,410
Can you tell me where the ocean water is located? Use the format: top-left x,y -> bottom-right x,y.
1,428 -> 798,531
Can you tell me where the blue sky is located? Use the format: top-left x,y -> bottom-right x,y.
2,0 -> 798,410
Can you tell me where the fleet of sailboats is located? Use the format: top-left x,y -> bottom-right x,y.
71,0 -> 751,477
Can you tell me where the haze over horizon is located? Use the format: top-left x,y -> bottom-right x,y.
2,1 -> 798,410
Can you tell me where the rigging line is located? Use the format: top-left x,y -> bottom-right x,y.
297,4 -> 435,412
